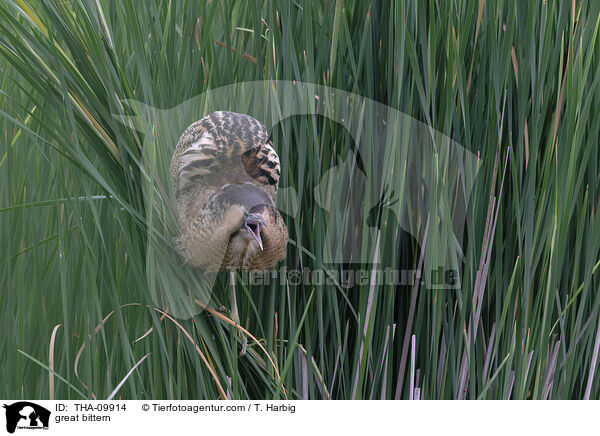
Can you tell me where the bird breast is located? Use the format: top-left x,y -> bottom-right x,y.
224,230 -> 261,270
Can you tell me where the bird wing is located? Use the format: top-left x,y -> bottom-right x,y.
171,112 -> 287,271
170,111 -> 280,200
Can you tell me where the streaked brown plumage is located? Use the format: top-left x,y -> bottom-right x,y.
170,111 -> 288,272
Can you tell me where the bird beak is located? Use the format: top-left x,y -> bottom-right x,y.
248,226 -> 263,251
256,215 -> 267,227
255,233 -> 264,251
245,215 -> 267,250
255,216 -> 267,250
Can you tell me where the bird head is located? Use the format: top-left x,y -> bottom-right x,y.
242,212 -> 267,250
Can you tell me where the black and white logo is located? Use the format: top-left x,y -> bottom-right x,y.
3,402 -> 50,434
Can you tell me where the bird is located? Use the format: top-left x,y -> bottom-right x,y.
170,111 -> 288,352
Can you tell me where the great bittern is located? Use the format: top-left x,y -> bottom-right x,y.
170,111 -> 288,353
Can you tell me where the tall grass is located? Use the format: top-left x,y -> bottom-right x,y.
1,0 -> 600,399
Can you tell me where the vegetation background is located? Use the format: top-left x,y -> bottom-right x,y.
1,0 -> 600,400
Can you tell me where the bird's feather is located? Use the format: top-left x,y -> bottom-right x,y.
171,112 -> 287,271
171,111 -> 280,199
